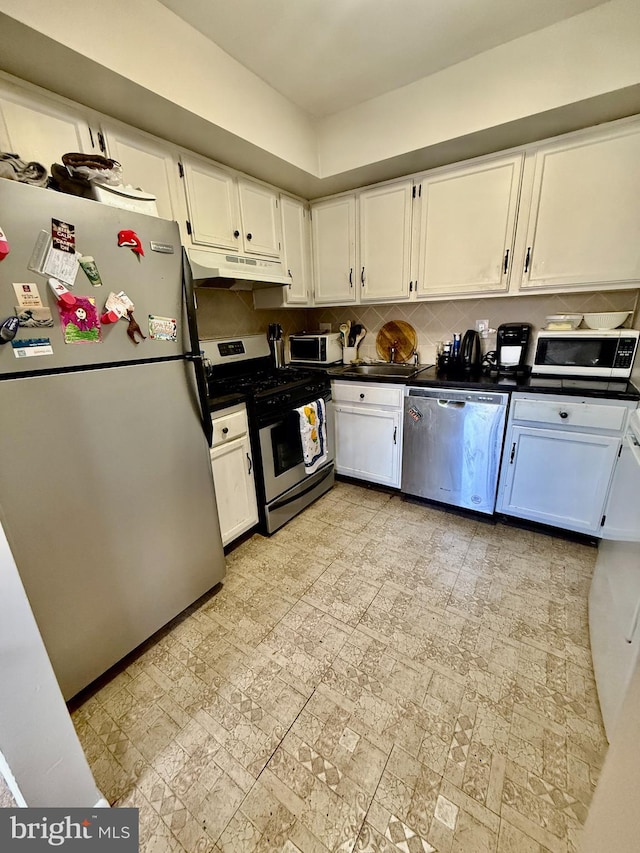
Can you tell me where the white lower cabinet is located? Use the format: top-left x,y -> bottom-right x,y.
210,404 -> 258,546
498,426 -> 620,533
332,382 -> 403,487
497,393 -> 634,536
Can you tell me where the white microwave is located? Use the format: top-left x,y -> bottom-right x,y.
533,329 -> 639,378
289,332 -> 342,365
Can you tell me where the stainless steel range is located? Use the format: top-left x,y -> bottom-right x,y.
201,335 -> 335,534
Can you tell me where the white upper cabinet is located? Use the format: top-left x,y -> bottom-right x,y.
358,180 -> 413,302
181,157 -> 280,259
280,195 -> 311,304
181,156 -> 242,252
517,123 -> 640,289
102,124 -> 185,223
417,154 -> 523,297
311,195 -> 357,305
0,83 -> 97,174
237,178 -> 281,258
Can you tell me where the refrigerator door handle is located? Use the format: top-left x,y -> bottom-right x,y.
182,248 -> 213,447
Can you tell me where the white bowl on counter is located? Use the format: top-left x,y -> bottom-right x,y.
582,311 -> 631,330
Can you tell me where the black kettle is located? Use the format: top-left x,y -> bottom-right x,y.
458,329 -> 482,373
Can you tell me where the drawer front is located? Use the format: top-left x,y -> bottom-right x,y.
331,381 -> 403,408
211,407 -> 249,446
512,399 -> 627,432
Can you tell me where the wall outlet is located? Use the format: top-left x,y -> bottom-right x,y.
475,319 -> 489,336
318,322 -> 332,333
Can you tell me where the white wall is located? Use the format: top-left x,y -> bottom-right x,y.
316,0 -> 640,177
0,518 -> 104,807
0,0 -> 319,175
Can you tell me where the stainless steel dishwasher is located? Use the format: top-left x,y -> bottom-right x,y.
402,387 -> 509,514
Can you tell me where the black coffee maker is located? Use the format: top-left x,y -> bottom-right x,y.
496,323 -> 531,373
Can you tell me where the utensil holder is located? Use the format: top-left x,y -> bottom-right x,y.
343,346 -> 358,364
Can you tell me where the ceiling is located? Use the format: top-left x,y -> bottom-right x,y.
157,0 -> 610,117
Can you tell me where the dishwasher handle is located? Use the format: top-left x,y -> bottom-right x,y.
437,399 -> 466,409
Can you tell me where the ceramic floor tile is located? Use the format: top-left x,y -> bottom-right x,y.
67,480 -> 606,852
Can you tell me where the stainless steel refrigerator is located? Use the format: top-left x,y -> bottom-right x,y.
0,180 -> 225,700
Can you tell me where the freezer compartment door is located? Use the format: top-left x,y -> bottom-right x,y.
0,360 -> 225,699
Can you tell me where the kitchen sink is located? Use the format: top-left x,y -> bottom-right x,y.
340,363 -> 425,378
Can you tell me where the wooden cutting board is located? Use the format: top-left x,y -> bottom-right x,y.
376,321 -> 417,363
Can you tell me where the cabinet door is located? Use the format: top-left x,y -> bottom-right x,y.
102,125 -> 184,222
311,196 -> 357,305
237,178 -> 281,258
210,435 -> 259,546
359,180 -> 413,302
280,195 -> 311,304
0,88 -> 96,173
417,154 -> 523,296
520,125 -> 640,288
335,405 -> 401,487
182,157 -> 242,251
498,426 -> 620,534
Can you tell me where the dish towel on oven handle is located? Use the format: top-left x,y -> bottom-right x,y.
296,397 -> 328,475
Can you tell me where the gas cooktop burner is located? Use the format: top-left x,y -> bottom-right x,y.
207,364 -> 324,401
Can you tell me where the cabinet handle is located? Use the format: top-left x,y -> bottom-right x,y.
524,246 -> 531,273
503,248 -> 510,274
361,266 -> 365,286
409,281 -> 413,292
246,453 -> 253,475
393,426 -> 397,445
559,411 -> 569,419
222,427 -> 229,434
288,268 -> 293,288
246,232 -> 253,241
233,230 -> 240,238
359,393 -> 365,399
349,268 -> 353,287
509,441 -> 516,463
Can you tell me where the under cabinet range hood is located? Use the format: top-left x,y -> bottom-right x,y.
187,248 -> 290,290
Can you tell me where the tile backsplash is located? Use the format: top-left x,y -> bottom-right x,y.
195,289 -> 310,341
310,290 -> 640,365
195,287 -> 639,369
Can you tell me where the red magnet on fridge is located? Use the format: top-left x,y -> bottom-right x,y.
0,225 -> 9,260
117,229 -> 144,257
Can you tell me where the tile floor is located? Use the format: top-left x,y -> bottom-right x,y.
68,481 -> 607,852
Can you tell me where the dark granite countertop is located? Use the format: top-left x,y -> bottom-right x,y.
208,391 -> 249,413
327,364 -> 640,400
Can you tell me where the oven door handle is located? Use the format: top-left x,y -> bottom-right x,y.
182,247 -> 213,447
269,466 -> 334,511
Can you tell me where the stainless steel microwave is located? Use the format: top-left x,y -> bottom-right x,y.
533,329 -> 639,378
288,332 -> 342,365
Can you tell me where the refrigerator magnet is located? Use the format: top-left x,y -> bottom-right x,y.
126,312 -> 146,345
78,255 -> 103,287
0,225 -> 9,260
58,296 -> 102,344
15,307 -> 54,328
148,316 -> 177,342
51,218 -> 75,254
29,230 -> 80,286
13,282 -> 43,308
0,316 -> 19,344
10,337 -> 53,358
117,229 -> 144,257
